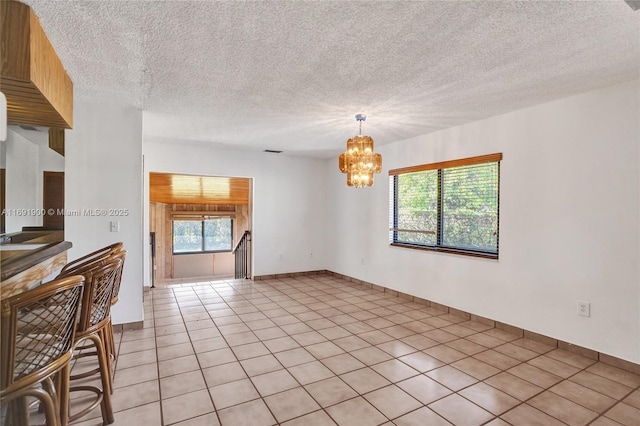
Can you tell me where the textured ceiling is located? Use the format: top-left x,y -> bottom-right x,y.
21,0 -> 640,158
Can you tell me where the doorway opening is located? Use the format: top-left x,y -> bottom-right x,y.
148,172 -> 252,285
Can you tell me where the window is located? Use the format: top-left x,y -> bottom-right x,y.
173,217 -> 233,254
389,153 -> 501,258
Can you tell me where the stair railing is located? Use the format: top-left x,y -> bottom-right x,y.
232,230 -> 251,279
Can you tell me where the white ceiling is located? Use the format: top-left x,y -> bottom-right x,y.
22,0 -> 640,158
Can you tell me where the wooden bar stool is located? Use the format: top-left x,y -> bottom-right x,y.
58,246 -> 126,391
103,250 -> 126,382
0,275 -> 85,426
59,243 -> 123,276
65,256 -> 122,425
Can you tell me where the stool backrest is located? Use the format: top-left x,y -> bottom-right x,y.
108,250 -> 127,305
76,256 -> 123,333
60,242 -> 124,275
0,275 -> 84,390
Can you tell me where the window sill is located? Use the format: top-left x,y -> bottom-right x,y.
390,243 -> 498,260
172,250 -> 232,255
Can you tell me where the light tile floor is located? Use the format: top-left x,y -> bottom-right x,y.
70,275 -> 640,426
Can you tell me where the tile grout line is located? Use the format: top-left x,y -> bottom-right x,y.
210,278 -> 365,426
194,278 -> 551,424
274,277 -> 636,425
194,280 -> 268,426
134,276 -> 640,426
179,283 -> 225,426
586,380 -> 640,426
208,277 -> 388,425
148,287 -> 167,426
213,276 -> 463,425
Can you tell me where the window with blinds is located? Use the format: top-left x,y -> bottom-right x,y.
389,153 -> 501,258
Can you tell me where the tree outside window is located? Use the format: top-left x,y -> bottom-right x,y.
173,217 -> 232,254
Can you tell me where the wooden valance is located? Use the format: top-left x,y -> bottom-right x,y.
1,1 -> 73,129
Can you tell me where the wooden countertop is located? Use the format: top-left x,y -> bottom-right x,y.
1,231 -> 72,297
1,240 -> 72,282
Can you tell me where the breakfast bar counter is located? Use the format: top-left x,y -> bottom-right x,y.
1,231 -> 72,297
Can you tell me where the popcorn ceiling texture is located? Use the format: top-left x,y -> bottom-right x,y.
22,0 -> 640,157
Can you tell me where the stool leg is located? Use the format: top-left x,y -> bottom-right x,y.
7,397 -> 29,426
59,363 -> 71,426
42,377 -> 59,417
104,319 -> 116,391
88,333 -> 114,424
100,327 -> 114,393
31,387 -> 59,426
109,321 -> 117,365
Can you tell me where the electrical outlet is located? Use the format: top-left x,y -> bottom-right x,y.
577,300 -> 591,317
360,257 -> 365,265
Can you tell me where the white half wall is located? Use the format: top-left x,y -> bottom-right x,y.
66,102 -> 144,325
326,79 -> 640,363
142,139 -> 328,286
173,253 -> 214,278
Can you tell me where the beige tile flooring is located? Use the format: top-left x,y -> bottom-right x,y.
70,275 -> 640,426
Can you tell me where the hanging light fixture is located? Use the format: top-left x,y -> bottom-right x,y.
338,114 -> 382,187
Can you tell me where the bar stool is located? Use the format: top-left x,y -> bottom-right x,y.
59,246 -> 126,390
0,275 -> 85,426
59,243 -> 123,276
65,256 -> 122,425
104,250 -> 125,381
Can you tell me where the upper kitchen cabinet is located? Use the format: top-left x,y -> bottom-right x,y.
1,0 -> 73,129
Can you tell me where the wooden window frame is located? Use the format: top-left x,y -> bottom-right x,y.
389,153 -> 502,259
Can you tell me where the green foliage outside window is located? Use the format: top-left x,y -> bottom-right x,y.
392,160 -> 499,256
204,218 -> 232,251
173,218 -> 232,254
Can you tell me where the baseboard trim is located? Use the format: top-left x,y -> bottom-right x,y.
253,270 -> 328,280
112,320 -> 144,332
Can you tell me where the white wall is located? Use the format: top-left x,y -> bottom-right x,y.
2,129 -> 65,233
173,253 -> 214,278
327,79 -> 640,364
66,102 -> 143,325
142,139 -> 328,285
1,139 -> 6,168
215,252 -> 235,276
4,129 -> 39,232
172,252 -> 234,278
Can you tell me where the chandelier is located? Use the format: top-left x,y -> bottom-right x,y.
338,114 -> 382,187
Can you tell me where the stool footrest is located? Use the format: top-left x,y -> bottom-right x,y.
68,384 -> 113,424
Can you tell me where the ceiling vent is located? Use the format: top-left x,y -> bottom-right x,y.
19,125 -> 40,132
264,150 -> 282,154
